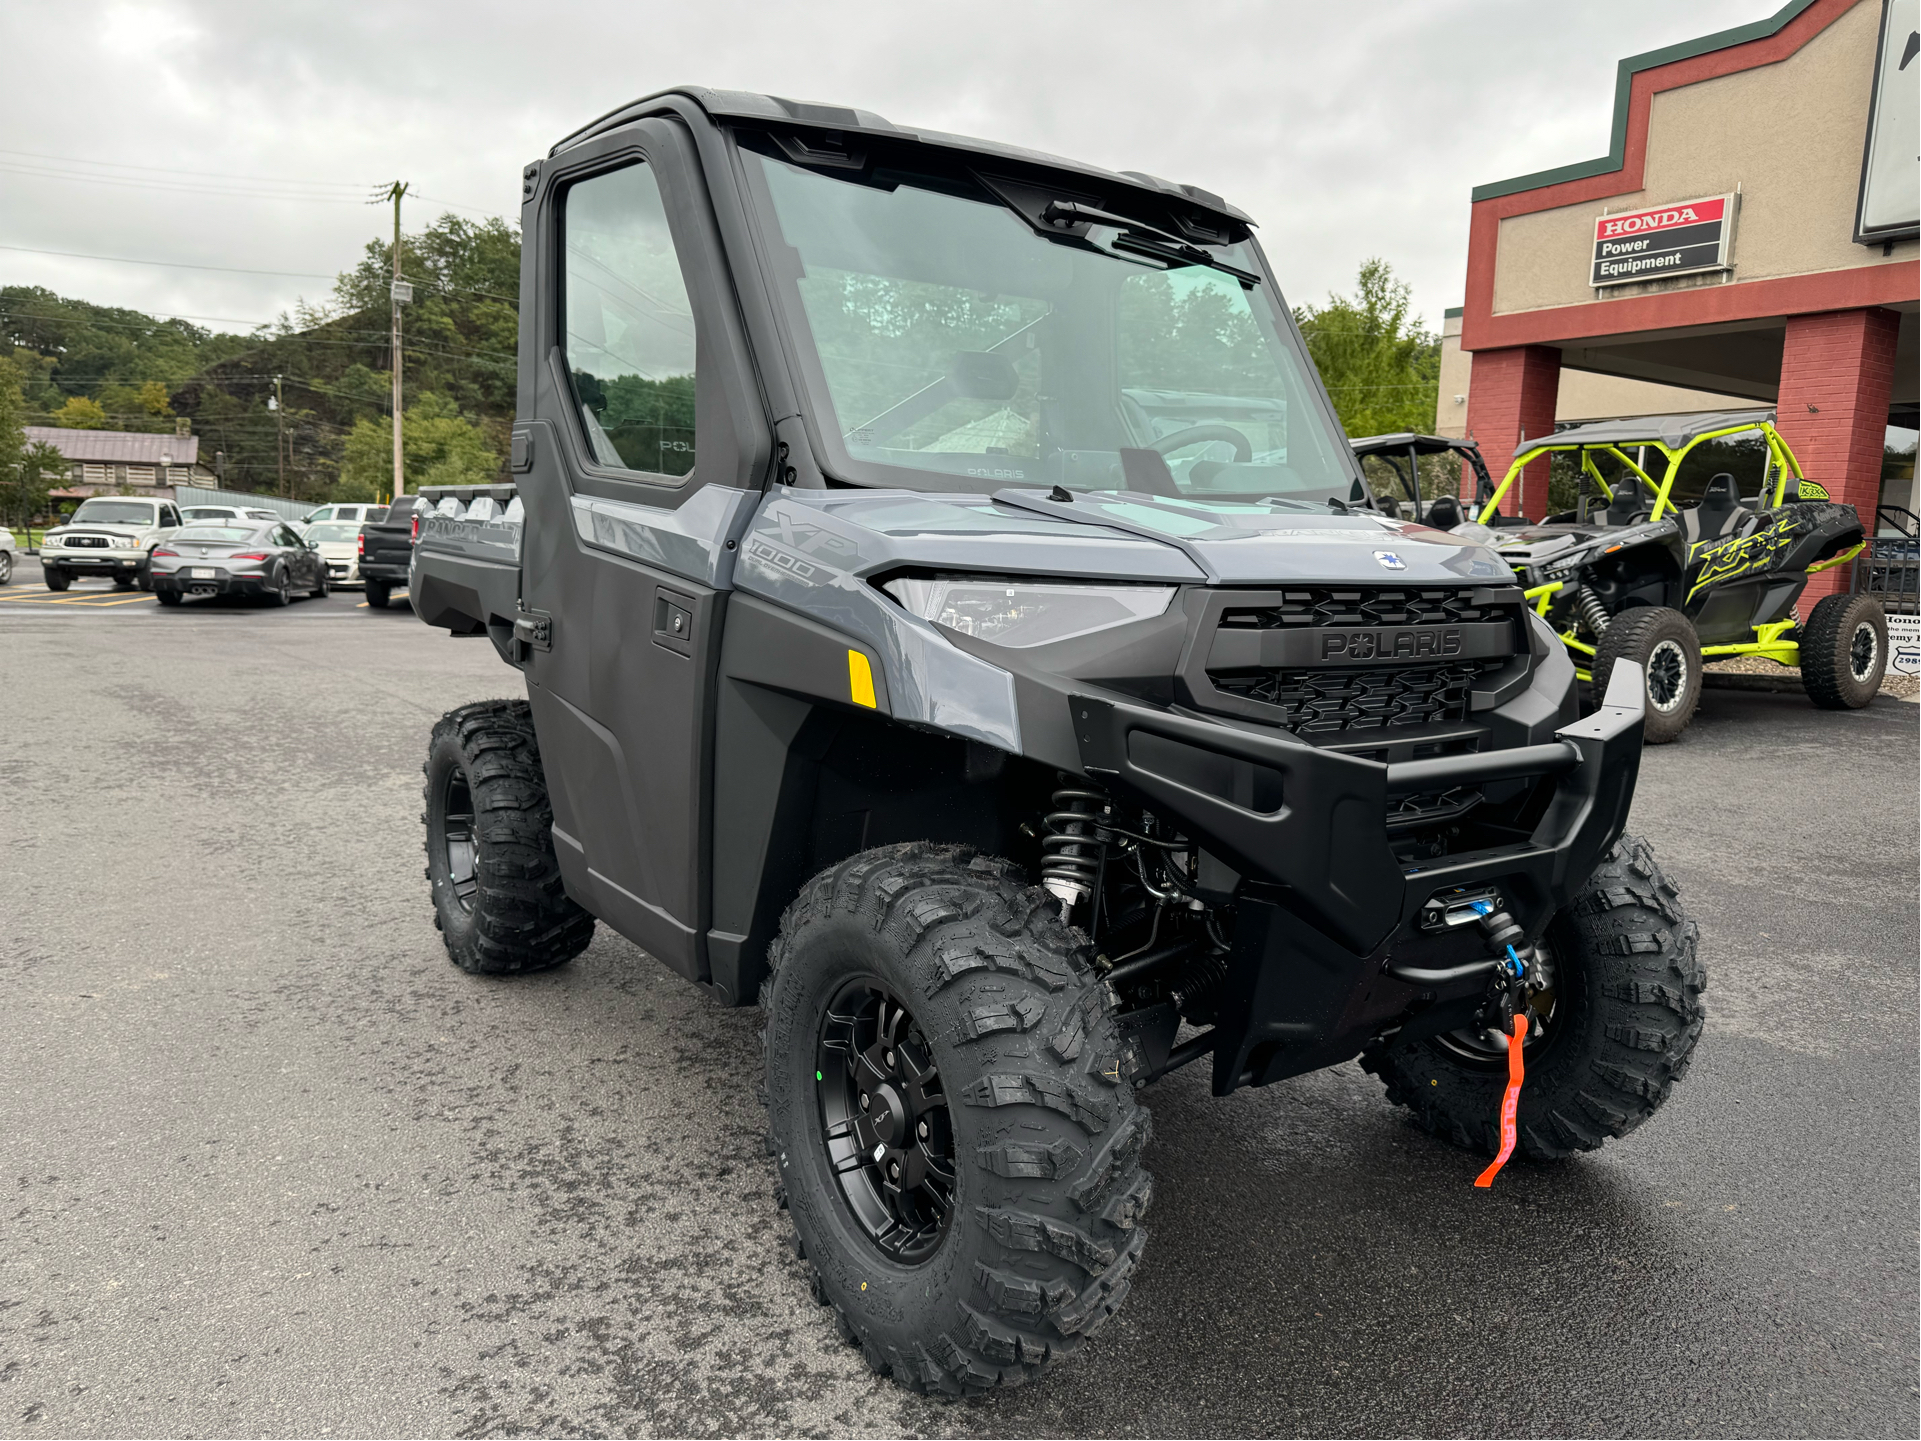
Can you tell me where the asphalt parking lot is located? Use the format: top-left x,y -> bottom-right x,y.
3,581 -> 1916,1438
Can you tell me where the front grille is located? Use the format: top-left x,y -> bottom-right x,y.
67,535 -> 110,548
1209,660 -> 1494,735
1219,586 -> 1509,631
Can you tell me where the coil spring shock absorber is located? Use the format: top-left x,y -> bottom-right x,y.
1040,783 -> 1107,917
1574,584 -> 1611,638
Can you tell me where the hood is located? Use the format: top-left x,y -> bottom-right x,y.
992,489 -> 1515,585
50,523 -> 150,540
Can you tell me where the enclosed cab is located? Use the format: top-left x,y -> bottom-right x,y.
411,90 -> 1703,1397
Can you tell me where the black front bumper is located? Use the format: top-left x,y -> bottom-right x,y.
1072,664 -> 1646,1094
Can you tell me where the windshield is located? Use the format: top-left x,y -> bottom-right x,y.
743,145 -> 1362,503
71,501 -> 158,526
175,526 -> 258,543
181,508 -> 238,521
305,523 -> 359,543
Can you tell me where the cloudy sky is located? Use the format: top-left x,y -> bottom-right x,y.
1,0 -> 1774,338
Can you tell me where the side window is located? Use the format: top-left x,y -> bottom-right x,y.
561,161 -> 697,479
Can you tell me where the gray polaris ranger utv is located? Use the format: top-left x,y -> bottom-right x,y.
410,89 -> 1704,1397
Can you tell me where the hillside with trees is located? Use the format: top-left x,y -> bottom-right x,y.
0,213 -> 517,505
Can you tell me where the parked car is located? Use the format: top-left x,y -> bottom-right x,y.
302,521 -> 365,588
149,522 -> 329,606
0,525 -> 16,585
355,496 -> 425,609
180,505 -> 286,526
302,503 -> 386,527
40,496 -> 182,591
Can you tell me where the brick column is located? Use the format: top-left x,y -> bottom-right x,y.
1461,345 -> 1561,518
1776,307 -> 1899,603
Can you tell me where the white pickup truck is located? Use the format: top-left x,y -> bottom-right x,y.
40,496 -> 182,591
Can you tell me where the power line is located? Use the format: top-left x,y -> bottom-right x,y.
0,242 -> 337,280
0,163 -> 373,205
0,147 -> 369,190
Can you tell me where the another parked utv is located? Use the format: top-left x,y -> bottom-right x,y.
411,90 -> 1704,1398
1405,414 -> 1884,742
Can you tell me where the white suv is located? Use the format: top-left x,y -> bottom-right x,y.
41,497 -> 181,592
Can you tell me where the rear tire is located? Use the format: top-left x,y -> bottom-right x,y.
422,699 -> 594,975
365,579 -> 391,609
113,574 -> 136,591
267,568 -> 293,606
156,589 -> 182,607
1362,833 -> 1704,1161
309,569 -> 329,600
1800,592 -> 1886,709
763,843 -> 1151,1398
44,570 -> 69,592
1592,606 -> 1701,743
0,551 -> 11,584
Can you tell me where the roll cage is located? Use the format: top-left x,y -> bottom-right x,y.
1474,409 -> 1809,526
1347,432 -> 1494,523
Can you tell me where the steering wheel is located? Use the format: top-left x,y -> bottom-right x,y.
1151,424 -> 1252,463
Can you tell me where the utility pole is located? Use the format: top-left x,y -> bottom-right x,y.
378,180 -> 412,503
273,373 -> 286,497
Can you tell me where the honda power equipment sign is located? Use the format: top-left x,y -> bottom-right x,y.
1591,194 -> 1735,287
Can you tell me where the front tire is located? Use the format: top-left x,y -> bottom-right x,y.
0,551 -> 14,584
763,844 -> 1152,1397
422,699 -> 594,974
1800,592 -> 1886,709
1592,606 -> 1701,743
44,569 -> 70,592
1362,834 -> 1704,1160
365,579 -> 391,609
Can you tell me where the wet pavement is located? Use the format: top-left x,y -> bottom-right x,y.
2,588 -> 1915,1437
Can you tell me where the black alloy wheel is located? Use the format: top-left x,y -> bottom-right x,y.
0,550 -> 12,584
269,567 -> 293,606
1850,619 -> 1879,681
1646,639 -> 1687,712
816,979 -> 955,1265
438,763 -> 479,914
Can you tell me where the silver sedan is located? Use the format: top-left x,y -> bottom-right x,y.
150,523 -> 329,607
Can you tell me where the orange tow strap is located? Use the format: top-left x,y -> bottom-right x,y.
1473,1013 -> 1529,1188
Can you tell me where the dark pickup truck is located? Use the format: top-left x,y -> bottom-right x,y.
355,494 -> 427,609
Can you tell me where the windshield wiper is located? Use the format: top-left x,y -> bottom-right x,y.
1031,199 -> 1262,286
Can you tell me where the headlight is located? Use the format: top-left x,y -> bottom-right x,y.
883,577 -> 1175,648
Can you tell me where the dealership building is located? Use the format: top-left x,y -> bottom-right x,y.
1441,0 -> 1917,598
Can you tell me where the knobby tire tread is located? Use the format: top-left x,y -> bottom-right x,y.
761,842 -> 1152,1398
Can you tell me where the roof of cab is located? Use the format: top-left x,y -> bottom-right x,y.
1537,409 -> 1778,451
1349,433 -> 1484,458
549,86 -> 1252,225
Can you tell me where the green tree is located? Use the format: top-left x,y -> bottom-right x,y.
1294,259 -> 1439,440
0,358 -> 65,527
338,391 -> 500,498
49,395 -> 109,428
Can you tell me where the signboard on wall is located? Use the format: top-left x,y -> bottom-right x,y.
1590,194 -> 1735,287
1855,0 -> 1920,244
1888,613 -> 1920,678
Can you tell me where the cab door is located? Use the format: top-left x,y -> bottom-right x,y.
517,119 -> 767,982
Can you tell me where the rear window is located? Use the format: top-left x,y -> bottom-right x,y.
174,526 -> 258,542
305,523 -> 360,543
